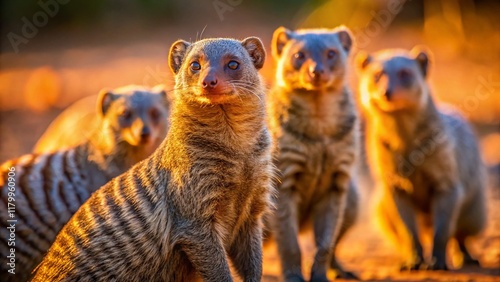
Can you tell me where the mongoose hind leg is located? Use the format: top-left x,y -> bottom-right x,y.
274,189 -> 305,282
329,182 -> 359,280
457,236 -> 481,267
429,186 -> 463,271
454,191 -> 485,268
310,175 -> 349,282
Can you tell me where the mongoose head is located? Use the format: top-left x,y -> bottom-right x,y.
97,85 -> 170,150
271,26 -> 353,92
356,46 -> 431,113
168,37 -> 266,105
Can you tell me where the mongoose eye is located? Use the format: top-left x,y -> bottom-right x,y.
294,52 -> 305,60
327,50 -> 338,59
227,60 -> 239,70
190,61 -> 201,71
150,108 -> 160,120
398,69 -> 412,80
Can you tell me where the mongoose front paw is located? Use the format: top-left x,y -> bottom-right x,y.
429,259 -> 448,271
330,265 -> 359,280
284,274 -> 306,282
462,255 -> 481,267
334,270 -> 358,280
400,259 -> 428,271
462,257 -> 481,267
309,273 -> 329,282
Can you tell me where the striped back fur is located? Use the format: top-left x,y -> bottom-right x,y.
0,145 -> 111,281
32,37 -> 274,282
0,86 -> 170,281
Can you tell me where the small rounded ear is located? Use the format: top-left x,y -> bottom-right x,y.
168,40 -> 191,74
241,37 -> 266,70
97,89 -> 116,117
153,84 -> 173,105
336,26 -> 353,53
410,45 -> 431,78
355,50 -> 372,72
271,26 -> 293,60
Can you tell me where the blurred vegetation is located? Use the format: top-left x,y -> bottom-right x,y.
2,0 -> 498,37
1,0 -> 498,63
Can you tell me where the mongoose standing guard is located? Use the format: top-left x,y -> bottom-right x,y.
0,86 -> 169,282
356,46 -> 486,270
266,26 -> 359,281
32,37 -> 273,282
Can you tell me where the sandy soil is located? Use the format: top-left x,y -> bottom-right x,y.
261,182 -> 500,282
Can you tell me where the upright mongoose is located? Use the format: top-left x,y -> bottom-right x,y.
0,86 -> 170,281
266,26 -> 359,281
356,46 -> 487,270
32,36 -> 273,282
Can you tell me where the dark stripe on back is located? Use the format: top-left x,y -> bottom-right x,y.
17,157 -> 55,245
22,154 -> 59,234
41,154 -> 60,225
64,151 -> 88,205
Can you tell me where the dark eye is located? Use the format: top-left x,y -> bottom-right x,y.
294,52 -> 305,60
150,108 -> 160,120
398,69 -> 412,80
327,50 -> 338,59
120,109 -> 132,119
228,61 -> 239,70
190,61 -> 201,71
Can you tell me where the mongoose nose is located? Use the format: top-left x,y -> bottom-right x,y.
310,66 -> 324,78
202,78 -> 218,89
140,127 -> 151,141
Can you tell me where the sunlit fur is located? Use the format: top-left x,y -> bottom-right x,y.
34,84 -> 170,163
33,37 -> 274,282
357,46 -> 487,270
266,26 -> 359,281
0,86 -> 170,282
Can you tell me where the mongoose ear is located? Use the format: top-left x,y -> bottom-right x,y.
410,45 -> 431,78
336,26 -> 353,53
153,84 -> 174,106
241,37 -> 266,70
152,84 -> 171,106
97,89 -> 117,117
355,51 -> 372,72
169,40 -> 191,74
271,26 -> 293,59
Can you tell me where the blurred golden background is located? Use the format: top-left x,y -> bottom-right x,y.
1,0 -> 499,280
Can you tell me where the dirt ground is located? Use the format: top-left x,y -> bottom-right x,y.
260,178 -> 500,282
1,11 -> 499,281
